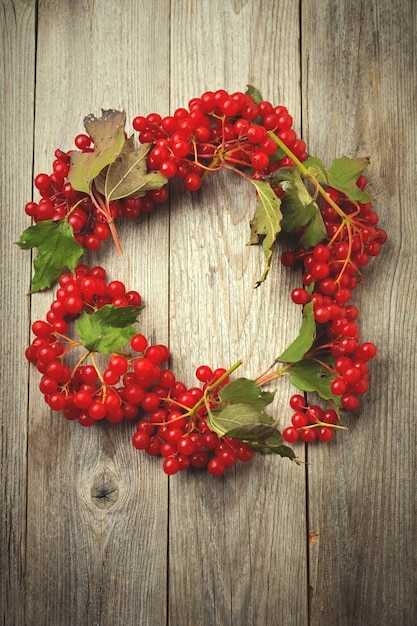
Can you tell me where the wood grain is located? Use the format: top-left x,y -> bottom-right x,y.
26,2 -> 170,625
1,0 -> 416,625
168,3 -> 307,624
0,2 -> 36,625
302,1 -> 417,624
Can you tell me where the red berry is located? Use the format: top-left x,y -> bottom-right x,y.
74,133 -> 92,149
236,444 -> 255,462
356,342 -> 377,361
124,384 -> 145,405
177,437 -> 195,456
207,457 -> 226,476
184,172 -> 202,191
47,394 -> 66,411
291,288 -> 309,305
250,150 -> 269,170
130,334 -> 148,352
317,426 -> 334,442
163,456 -> 180,475
89,402 -> 107,421
300,428 -> 317,443
32,320 -> 53,337
289,394 -> 306,410
341,392 -> 360,411
34,173 -> 51,192
64,296 -> 83,315
283,426 -> 299,443
291,412 -> 309,428
108,355 -> 128,375
74,390 -> 93,409
107,280 -> 125,298
132,430 -> 151,450
190,450 -> 209,468
195,365 -> 213,382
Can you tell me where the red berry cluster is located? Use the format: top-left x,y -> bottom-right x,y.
133,88 -> 308,192
25,89 -> 307,254
23,149 -> 164,251
283,395 -> 340,443
24,150 -> 110,249
25,267 -> 255,474
25,264 -> 171,426
280,177 -> 387,443
132,365 -> 255,476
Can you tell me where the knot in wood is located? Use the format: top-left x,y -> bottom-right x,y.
90,470 -> 119,510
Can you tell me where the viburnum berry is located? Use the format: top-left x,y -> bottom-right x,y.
250,150 -> 269,170
300,428 -> 317,443
195,365 -> 213,382
317,426 -> 334,442
184,172 -> 202,191
341,392 -> 360,411
289,394 -> 306,411
130,334 -> 148,352
207,457 -> 226,476
291,288 -> 309,305
283,426 -> 299,443
291,412 -> 309,428
132,430 -> 151,450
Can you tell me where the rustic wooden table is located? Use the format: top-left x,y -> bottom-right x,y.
1,1 -> 416,625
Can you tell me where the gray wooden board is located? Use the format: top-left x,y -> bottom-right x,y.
302,2 -> 417,624
1,1 -> 415,624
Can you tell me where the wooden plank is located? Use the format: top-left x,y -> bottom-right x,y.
0,2 -> 36,624
25,2 -> 170,625
302,1 -> 417,624
168,2 -> 308,624
6,1 -> 415,624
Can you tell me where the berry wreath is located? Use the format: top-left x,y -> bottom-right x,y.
18,86 -> 387,477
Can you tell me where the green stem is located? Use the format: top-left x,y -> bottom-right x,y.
304,420 -> 348,431
268,131 -> 348,221
158,360 -> 244,431
207,359 -> 243,390
199,360 -> 243,424
64,196 -> 90,220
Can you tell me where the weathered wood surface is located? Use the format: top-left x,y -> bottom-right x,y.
1,1 -> 416,625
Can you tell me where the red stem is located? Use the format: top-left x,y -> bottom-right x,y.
90,185 -> 123,255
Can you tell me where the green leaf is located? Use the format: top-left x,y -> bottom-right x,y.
325,156 -> 372,202
287,357 -> 341,406
68,109 -> 127,194
225,421 -> 282,441
208,377 -> 276,438
270,167 -> 327,247
205,375 -> 298,461
303,155 -> 372,203
210,410 -> 299,459
207,403 -> 275,438
276,302 -> 316,363
94,137 -> 167,201
302,155 -> 327,182
298,207 -> 328,248
216,377 -> 276,411
75,304 -> 143,354
249,179 -> 283,285
16,220 -> 83,292
90,303 -> 144,327
244,436 -> 298,460
245,84 -> 263,104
